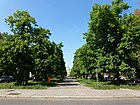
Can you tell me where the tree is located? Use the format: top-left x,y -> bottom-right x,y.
31,27 -> 51,80
0,10 -> 67,85
85,0 -> 129,80
0,10 -> 37,85
71,44 -> 89,78
32,28 -> 66,80
72,0 -> 140,81
51,42 -> 67,78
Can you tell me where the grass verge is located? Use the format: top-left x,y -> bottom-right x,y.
0,78 -> 61,89
79,78 -> 140,90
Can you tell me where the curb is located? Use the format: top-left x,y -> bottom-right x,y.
32,96 -> 140,99
0,95 -> 140,99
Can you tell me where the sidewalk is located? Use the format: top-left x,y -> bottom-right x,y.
0,78 -> 140,99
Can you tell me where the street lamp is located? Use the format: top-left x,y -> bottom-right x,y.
96,68 -> 98,87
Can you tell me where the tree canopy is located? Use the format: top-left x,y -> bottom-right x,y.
0,10 -> 67,85
71,0 -> 140,80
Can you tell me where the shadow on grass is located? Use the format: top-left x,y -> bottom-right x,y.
27,80 -> 60,87
29,82 -> 53,86
79,78 -> 140,89
108,80 -> 127,86
107,80 -> 139,86
0,79 -> 64,89
14,79 -> 63,87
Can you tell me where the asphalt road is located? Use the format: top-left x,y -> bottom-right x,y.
0,98 -> 140,105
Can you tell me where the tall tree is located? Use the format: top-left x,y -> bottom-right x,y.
72,0 -> 140,80
0,10 -> 67,85
1,10 -> 37,85
85,0 -> 130,80
31,27 -> 52,80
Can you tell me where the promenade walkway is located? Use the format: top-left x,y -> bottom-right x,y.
0,77 -> 140,98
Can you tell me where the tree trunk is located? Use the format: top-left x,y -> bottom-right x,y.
116,71 -> 120,81
90,74 -> 94,80
35,69 -> 40,81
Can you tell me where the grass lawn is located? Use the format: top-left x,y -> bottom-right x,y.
79,79 -> 140,90
0,78 -> 61,89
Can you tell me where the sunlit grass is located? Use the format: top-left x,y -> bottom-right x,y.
0,78 -> 61,89
79,79 -> 140,90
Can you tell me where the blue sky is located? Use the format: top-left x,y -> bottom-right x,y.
0,0 -> 139,70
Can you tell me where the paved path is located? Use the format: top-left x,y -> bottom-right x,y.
45,77 -> 93,96
0,77 -> 140,98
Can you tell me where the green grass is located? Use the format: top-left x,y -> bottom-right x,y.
79,79 -> 140,90
0,78 -> 61,89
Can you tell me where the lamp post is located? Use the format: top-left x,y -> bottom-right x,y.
96,68 -> 98,87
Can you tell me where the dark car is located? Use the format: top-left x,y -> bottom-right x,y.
129,78 -> 140,83
0,76 -> 15,83
0,77 -> 5,82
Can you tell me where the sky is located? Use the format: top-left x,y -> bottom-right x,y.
0,0 -> 139,70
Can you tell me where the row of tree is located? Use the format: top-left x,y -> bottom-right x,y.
71,0 -> 140,81
0,10 -> 67,85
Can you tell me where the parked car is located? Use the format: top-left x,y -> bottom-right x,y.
0,77 -> 5,82
0,76 -> 15,83
129,78 -> 140,83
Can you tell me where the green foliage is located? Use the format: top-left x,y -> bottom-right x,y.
71,44 -> 90,77
0,10 -> 66,85
5,10 -> 37,34
71,0 -> 140,80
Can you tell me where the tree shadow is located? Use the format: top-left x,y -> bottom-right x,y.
56,83 -> 80,87
22,79 -> 61,86
108,80 -> 139,86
